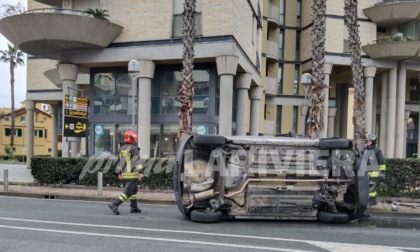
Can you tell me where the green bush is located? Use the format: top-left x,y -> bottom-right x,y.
376,159 -> 420,198
31,157 -> 175,190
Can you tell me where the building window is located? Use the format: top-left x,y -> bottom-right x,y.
93,71 -> 136,115
343,23 -> 350,53
17,128 -> 22,137
296,0 -> 302,27
278,64 -> 283,95
20,116 -> 25,122
45,129 -> 48,138
410,79 -> 419,101
48,148 -> 52,152
279,29 -> 284,59
279,0 -> 285,25
296,31 -> 301,61
276,105 -> 282,134
294,65 -> 300,95
293,106 -> 298,131
172,0 -> 202,37
5,128 -> 11,136
152,68 -> 210,115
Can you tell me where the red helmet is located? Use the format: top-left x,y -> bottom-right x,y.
124,130 -> 138,144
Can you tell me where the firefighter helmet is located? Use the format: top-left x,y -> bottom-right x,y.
366,133 -> 377,145
124,130 -> 138,144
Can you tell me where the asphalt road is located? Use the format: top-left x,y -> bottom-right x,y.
0,196 -> 419,252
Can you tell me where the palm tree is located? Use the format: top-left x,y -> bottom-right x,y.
344,0 -> 365,147
308,0 -> 327,138
84,8 -> 110,20
0,44 -> 25,148
178,0 -> 196,142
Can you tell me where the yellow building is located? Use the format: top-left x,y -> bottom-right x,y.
0,102 -> 61,158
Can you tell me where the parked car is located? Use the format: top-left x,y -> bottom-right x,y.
173,135 -> 370,223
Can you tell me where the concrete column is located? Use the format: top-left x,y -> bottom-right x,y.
404,110 -> 410,158
50,104 -> 58,157
395,63 -> 407,158
418,73 -> 420,158
58,63 -> 79,157
234,73 -> 252,136
25,100 -> 35,169
386,68 -> 397,158
137,60 -> 155,158
216,55 -> 239,136
379,72 -> 388,152
249,87 -> 264,136
328,108 -> 337,137
323,63 -> 333,138
364,66 -> 376,134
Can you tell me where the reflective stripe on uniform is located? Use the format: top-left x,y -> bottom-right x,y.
122,172 -> 139,179
379,164 -> 386,171
118,193 -> 128,202
128,195 -> 137,200
369,191 -> 377,197
369,171 -> 379,178
135,164 -> 143,171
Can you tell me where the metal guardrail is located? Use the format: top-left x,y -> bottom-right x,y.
24,8 -> 92,17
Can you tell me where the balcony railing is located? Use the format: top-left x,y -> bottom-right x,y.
266,40 -> 280,61
375,0 -> 420,4
267,4 -> 280,25
25,8 -> 92,16
265,77 -> 278,96
364,1 -> 420,26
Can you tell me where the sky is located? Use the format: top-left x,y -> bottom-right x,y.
0,0 -> 27,108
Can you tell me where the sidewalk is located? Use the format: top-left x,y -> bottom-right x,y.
0,162 -> 419,214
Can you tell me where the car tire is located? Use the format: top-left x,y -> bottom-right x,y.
319,138 -> 352,150
318,211 -> 350,224
193,135 -> 226,147
190,210 -> 223,223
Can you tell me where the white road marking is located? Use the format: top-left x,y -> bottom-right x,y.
0,217 -> 419,251
0,224 -> 313,252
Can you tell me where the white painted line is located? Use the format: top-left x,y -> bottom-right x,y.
0,217 -> 419,251
0,224 -> 312,252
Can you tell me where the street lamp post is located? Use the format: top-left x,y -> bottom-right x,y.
300,73 -> 312,138
21,120 -> 26,163
128,60 -> 140,131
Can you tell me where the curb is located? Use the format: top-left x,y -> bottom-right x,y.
0,191 -> 176,205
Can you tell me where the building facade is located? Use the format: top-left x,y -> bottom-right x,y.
0,0 -> 419,167
0,102 -> 61,158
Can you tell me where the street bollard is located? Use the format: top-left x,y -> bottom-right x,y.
4,169 -> 8,192
97,172 -> 103,196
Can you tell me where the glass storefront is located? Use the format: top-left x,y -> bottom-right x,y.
93,72 -> 137,115
89,63 -> 225,157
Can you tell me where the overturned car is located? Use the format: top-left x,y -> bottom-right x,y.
173,135 -> 372,223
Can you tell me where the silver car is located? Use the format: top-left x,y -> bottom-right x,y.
173,135 -> 371,223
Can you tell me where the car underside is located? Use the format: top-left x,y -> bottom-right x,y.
173,135 -> 369,223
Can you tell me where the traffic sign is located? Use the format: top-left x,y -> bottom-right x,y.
64,117 -> 88,137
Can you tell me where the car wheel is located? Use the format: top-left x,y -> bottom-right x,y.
318,211 -> 350,224
193,135 -> 226,147
319,138 -> 352,150
190,210 -> 223,223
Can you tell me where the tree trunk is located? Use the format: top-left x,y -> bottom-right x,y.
178,0 -> 196,143
308,0 -> 326,138
344,0 -> 365,147
9,59 -> 15,148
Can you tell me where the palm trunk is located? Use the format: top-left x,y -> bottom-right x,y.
9,59 -> 15,148
344,0 -> 365,147
178,0 -> 196,142
308,0 -> 326,138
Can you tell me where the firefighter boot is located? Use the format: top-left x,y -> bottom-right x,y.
108,198 -> 122,215
130,199 -> 141,213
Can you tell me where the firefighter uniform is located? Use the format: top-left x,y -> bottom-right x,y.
365,134 -> 386,200
108,131 -> 144,215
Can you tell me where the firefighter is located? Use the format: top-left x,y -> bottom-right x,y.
365,133 -> 386,205
108,130 -> 144,215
